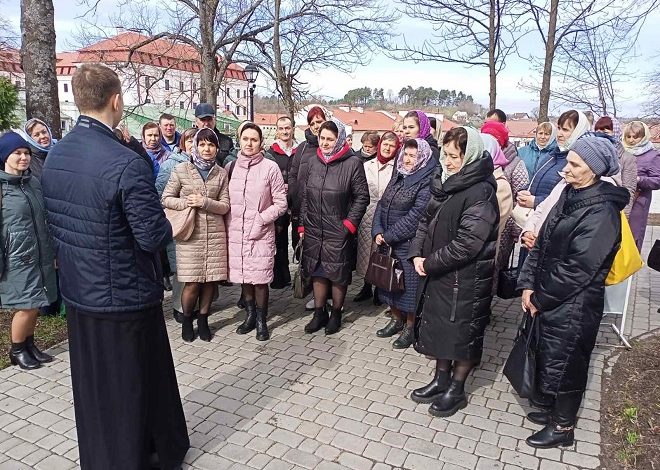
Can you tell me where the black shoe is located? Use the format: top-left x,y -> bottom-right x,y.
429,380 -> 467,417
529,394 -> 554,411
255,307 -> 270,341
237,301 -> 257,334
305,307 -> 329,333
182,316 -> 195,342
392,326 -> 414,349
376,318 -> 404,338
173,309 -> 184,324
325,308 -> 342,335
163,276 -> 173,292
527,411 -> 551,426
237,296 -> 247,310
526,424 -> 574,448
372,289 -> 382,306
9,342 -> 41,370
353,283 -> 373,302
412,368 -> 450,404
197,315 -> 212,342
219,280 -> 233,287
26,336 -> 53,363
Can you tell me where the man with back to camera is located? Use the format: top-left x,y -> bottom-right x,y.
41,63 -> 189,470
194,102 -> 234,166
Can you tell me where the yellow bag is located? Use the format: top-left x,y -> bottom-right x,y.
605,212 -> 643,285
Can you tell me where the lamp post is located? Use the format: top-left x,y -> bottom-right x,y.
244,64 -> 259,122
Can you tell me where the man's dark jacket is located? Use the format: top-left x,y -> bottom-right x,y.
41,116 -> 172,314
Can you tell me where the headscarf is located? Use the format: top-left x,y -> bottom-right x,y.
377,131 -> 400,164
558,110 -> 590,152
22,118 -> 56,152
535,122 -> 557,150
397,138 -> 433,176
480,133 -> 508,168
191,129 -> 218,171
320,117 -> 347,160
622,121 -> 655,156
571,134 -> 620,177
410,110 -> 431,140
441,126 -> 484,183
142,127 -> 170,164
480,121 -> 509,148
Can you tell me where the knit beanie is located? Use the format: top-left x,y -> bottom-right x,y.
0,131 -> 31,163
571,134 -> 620,177
480,121 -> 509,148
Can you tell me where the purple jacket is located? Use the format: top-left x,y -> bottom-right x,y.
630,148 -> 660,250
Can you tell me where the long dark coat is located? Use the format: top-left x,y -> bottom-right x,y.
300,147 -> 369,286
372,159 -> 437,313
517,181 -> 629,396
409,155 -> 499,362
288,129 -> 318,219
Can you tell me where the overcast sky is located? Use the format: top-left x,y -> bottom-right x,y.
5,0 -> 660,117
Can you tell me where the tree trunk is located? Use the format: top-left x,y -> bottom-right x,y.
538,0 -> 558,123
488,0 -> 497,110
198,0 -> 217,109
272,0 -> 297,125
20,0 -> 61,138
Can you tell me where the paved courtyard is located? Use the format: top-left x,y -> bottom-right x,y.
0,226 -> 659,470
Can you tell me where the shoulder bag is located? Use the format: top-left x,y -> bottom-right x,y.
293,240 -> 312,299
497,246 -> 522,299
164,206 -> 196,242
504,311 -> 540,399
365,245 -> 405,293
605,212 -> 643,285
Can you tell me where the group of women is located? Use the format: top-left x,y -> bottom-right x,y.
1,106 -> 659,452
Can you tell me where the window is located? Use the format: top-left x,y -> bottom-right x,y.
63,83 -> 69,93
193,82 -> 197,92
180,101 -> 185,110
165,99 -> 170,106
225,104 -> 230,111
192,102 -> 197,109
144,76 -> 150,87
243,89 -> 247,99
226,87 -> 230,96
236,89 -> 240,99
165,79 -> 170,90
236,105 -> 240,115
145,98 -> 151,104
15,80 -> 21,88
179,81 -> 184,92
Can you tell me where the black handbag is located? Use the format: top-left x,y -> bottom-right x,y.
648,239 -> 660,272
292,241 -> 312,299
364,245 -> 405,293
503,311 -> 540,399
497,246 -> 522,299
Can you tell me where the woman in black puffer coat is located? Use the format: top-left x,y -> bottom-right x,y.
299,118 -> 369,335
409,126 -> 499,418
517,135 -> 629,449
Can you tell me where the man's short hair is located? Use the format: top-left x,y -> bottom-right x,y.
486,108 -> 507,123
276,116 -> 292,126
72,64 -> 122,113
429,117 -> 437,131
159,113 -> 176,123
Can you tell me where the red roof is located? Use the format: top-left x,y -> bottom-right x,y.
254,113 -> 286,126
441,118 -> 458,132
0,48 -> 22,74
56,52 -> 79,76
650,124 -> 660,144
506,120 -> 538,139
331,108 -> 395,132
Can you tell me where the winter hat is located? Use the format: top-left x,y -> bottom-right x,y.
480,121 -> 509,148
0,131 -> 31,163
571,134 -> 620,177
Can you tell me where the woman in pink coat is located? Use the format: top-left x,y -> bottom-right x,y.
228,123 -> 288,341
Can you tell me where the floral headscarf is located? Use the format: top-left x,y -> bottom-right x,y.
319,117 -> 347,160
397,138 -> 433,176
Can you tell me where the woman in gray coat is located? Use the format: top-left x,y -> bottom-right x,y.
0,132 -> 57,370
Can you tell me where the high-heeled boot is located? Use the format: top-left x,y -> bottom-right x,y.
526,392 -> 581,448
26,335 -> 53,363
412,366 -> 450,404
255,306 -> 270,341
9,341 -> 41,370
429,379 -> 468,417
236,300 -> 257,334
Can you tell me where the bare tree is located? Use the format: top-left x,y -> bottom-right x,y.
644,66 -> 660,118
391,0 -> 527,110
524,0 -> 660,122
0,1 -> 19,48
20,0 -> 62,138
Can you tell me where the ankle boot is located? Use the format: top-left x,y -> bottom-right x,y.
26,335 -> 53,363
181,315 -> 195,342
255,307 -> 270,341
429,380 -> 467,417
527,411 -> 551,426
305,307 -> 329,333
412,368 -> 450,404
9,341 -> 41,370
376,318 -> 404,338
197,314 -> 212,342
325,308 -> 342,335
392,326 -> 414,349
526,391 -> 580,448
353,283 -> 372,302
237,301 -> 257,334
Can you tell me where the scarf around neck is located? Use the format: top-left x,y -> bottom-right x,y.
536,122 -> 557,150
190,130 -> 217,171
441,126 -> 484,183
377,133 -> 400,164
622,121 -> 655,156
397,138 -> 433,176
21,118 -> 56,153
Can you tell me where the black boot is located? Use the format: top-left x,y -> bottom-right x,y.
429,380 -> 467,417
9,341 -> 41,370
325,308 -> 342,335
304,307 -> 329,334
26,335 -> 53,363
353,283 -> 372,302
237,293 -> 247,310
255,306 -> 270,341
526,392 -> 581,449
372,289 -> 382,306
412,367 -> 450,404
527,411 -> 551,426
172,309 -> 184,324
529,392 -> 555,411
392,326 -> 414,349
197,314 -> 212,342
237,301 -> 257,334
163,276 -> 173,292
181,315 -> 195,342
376,318 -> 404,338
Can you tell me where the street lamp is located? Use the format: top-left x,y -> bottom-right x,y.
244,64 -> 259,122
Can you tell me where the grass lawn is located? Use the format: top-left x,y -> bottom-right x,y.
0,310 -> 68,370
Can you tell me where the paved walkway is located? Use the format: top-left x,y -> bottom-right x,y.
1,227 -> 659,470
